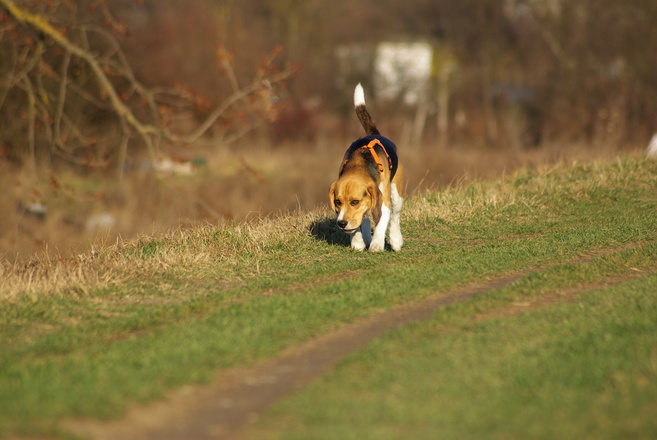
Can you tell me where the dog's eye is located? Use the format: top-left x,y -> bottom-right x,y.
334,199 -> 342,207
350,200 -> 360,206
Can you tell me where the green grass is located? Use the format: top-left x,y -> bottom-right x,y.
248,266 -> 657,440
1,155 -> 657,438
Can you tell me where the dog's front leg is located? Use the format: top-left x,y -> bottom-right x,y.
350,218 -> 371,251
350,231 -> 366,251
369,204 -> 390,252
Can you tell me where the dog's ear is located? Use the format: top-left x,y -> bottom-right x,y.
328,180 -> 338,211
367,183 -> 382,223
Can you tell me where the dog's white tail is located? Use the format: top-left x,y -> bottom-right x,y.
353,83 -> 380,136
354,83 -> 366,107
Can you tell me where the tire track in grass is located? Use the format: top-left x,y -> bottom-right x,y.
66,243 -> 646,440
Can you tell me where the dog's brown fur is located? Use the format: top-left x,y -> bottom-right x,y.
329,84 -> 404,252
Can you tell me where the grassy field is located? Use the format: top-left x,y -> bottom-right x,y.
1,155 -> 656,439
246,271 -> 657,440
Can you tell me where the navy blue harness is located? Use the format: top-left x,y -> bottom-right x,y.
339,135 -> 398,181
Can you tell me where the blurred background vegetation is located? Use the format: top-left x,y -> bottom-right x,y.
1,0 -> 656,262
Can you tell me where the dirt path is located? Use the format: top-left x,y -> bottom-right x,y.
67,273 -> 525,440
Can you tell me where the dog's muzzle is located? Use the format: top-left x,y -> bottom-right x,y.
337,220 -> 357,233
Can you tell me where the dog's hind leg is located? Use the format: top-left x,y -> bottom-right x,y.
389,183 -> 404,251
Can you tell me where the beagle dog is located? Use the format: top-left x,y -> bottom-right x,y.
329,83 -> 404,252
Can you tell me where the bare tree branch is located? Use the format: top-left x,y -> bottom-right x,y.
22,74 -> 36,171
53,50 -> 71,146
0,0 -> 298,176
1,0 -> 160,164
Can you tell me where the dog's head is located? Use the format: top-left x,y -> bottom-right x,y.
329,175 -> 382,233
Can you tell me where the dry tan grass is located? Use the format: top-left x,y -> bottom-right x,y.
2,139 -> 632,263
0,205 -> 328,301
0,139 -> 642,300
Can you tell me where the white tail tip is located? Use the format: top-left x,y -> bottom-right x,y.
354,83 -> 366,107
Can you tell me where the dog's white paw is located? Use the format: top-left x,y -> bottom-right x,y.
351,232 -> 367,251
389,234 -> 404,252
368,239 -> 385,252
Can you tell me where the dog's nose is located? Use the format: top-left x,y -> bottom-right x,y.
337,220 -> 348,229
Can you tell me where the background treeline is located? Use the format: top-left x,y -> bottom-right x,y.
1,0 -> 656,171
257,0 -> 657,149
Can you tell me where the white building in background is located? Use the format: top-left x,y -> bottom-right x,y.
373,42 -> 433,105
335,41 -> 435,106
336,41 -> 458,144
